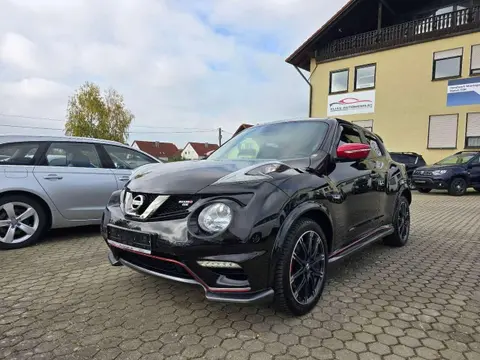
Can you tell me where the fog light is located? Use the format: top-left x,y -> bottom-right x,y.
197,261 -> 241,269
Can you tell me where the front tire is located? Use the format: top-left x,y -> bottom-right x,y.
417,188 -> 431,193
384,195 -> 410,247
0,195 -> 47,250
273,218 -> 328,316
448,177 -> 467,196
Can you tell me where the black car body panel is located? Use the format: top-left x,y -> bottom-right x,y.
102,118 -> 411,306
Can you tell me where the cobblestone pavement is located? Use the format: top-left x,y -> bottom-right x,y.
1,192 -> 480,360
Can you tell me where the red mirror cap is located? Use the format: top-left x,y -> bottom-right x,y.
337,143 -> 371,160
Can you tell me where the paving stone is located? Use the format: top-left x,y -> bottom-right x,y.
0,194 -> 479,360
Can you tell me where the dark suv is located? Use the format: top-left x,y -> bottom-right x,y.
412,151 -> 480,196
389,152 -> 426,189
102,118 -> 411,316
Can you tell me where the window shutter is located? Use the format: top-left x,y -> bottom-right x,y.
353,120 -> 374,130
434,48 -> 463,60
467,113 -> 480,137
428,115 -> 458,148
471,45 -> 480,70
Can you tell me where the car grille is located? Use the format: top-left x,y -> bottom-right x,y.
128,192 -> 201,220
414,170 -> 433,176
117,249 -> 193,280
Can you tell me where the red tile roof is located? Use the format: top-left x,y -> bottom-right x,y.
132,141 -> 179,158
232,124 -> 254,137
188,142 -> 219,157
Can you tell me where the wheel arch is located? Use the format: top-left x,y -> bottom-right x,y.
269,202 -> 334,285
400,187 -> 412,205
0,190 -> 53,230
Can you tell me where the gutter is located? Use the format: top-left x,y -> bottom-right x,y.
294,64 -> 318,118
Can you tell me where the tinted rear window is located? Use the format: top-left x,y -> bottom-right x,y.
0,142 -> 40,165
391,154 -> 418,164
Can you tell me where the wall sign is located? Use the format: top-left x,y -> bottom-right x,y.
447,77 -> 480,107
327,90 -> 376,116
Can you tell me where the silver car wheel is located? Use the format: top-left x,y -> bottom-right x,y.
0,202 -> 40,244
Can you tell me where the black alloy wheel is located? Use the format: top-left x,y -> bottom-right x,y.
417,188 -> 431,193
274,218 -> 328,316
448,177 -> 467,196
384,195 -> 410,247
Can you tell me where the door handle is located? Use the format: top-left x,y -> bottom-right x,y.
118,176 -> 130,182
44,174 -> 63,180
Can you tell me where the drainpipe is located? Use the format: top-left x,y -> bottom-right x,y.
294,63 -> 319,118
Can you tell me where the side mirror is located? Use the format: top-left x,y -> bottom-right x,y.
337,143 -> 371,161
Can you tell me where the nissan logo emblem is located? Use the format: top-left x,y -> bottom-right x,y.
131,195 -> 145,210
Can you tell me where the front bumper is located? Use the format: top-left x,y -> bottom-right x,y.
102,204 -> 276,305
411,176 -> 449,190
107,249 -> 274,304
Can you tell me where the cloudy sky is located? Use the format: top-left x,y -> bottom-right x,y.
0,0 -> 346,147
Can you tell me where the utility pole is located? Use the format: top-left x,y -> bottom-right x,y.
218,127 -> 222,146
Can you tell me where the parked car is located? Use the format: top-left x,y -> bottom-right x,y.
389,152 -> 427,189
102,118 -> 412,316
0,135 -> 161,249
411,151 -> 480,196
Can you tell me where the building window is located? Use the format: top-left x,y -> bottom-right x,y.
428,114 -> 458,149
353,120 -> 373,132
433,48 -> 463,80
329,69 -> 349,94
354,64 -> 376,90
466,113 -> 480,148
471,45 -> 480,76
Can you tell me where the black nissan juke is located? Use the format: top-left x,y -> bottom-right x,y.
102,118 -> 412,316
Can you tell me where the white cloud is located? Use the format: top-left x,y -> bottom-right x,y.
0,0 -> 346,146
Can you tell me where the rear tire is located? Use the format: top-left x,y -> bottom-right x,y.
384,195 -> 410,247
417,188 -> 431,193
273,218 -> 328,316
448,177 -> 467,196
0,195 -> 47,250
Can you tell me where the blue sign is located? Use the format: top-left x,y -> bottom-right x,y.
447,77 -> 480,107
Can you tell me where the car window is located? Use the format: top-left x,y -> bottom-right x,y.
0,142 -> 40,165
365,135 -> 384,157
103,145 -> 157,170
338,126 -> 362,146
471,156 -> 480,165
45,143 -> 102,168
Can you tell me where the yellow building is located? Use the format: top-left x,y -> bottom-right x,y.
287,0 -> 480,164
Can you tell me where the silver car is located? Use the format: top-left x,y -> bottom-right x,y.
0,135 -> 161,249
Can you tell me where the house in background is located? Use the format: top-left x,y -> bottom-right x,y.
131,140 -> 179,162
181,142 -> 219,160
286,0 -> 480,164
232,123 -> 254,138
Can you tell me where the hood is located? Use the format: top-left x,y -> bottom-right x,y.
417,163 -> 462,171
126,159 -> 301,194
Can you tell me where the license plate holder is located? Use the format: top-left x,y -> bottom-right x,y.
107,225 -> 153,254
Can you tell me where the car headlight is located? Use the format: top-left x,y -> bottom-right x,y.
198,203 -> 232,233
432,170 -> 448,175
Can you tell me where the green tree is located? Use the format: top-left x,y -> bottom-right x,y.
65,82 -> 134,143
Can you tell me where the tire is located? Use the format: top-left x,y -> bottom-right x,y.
417,188 -> 431,193
448,177 -> 467,196
384,195 -> 410,247
273,218 -> 328,316
0,195 -> 47,250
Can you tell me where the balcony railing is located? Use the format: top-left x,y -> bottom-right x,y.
315,6 -> 480,62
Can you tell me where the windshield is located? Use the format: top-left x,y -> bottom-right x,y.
435,153 -> 476,165
208,121 -> 329,161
